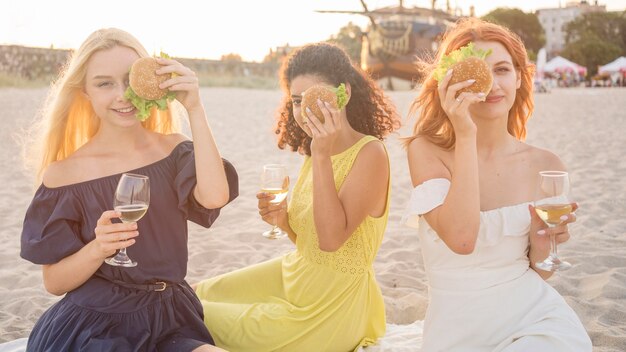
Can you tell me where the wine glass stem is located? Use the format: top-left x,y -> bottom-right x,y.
550,232 -> 558,258
119,247 -> 128,256
272,213 -> 279,233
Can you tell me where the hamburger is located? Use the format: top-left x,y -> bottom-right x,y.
433,42 -> 493,98
124,53 -> 176,121
300,83 -> 349,123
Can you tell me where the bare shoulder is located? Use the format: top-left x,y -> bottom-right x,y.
407,135 -> 440,157
358,138 -> 388,163
526,144 -> 567,171
406,136 -> 450,186
42,156 -> 89,188
407,136 -> 450,166
350,139 -> 388,180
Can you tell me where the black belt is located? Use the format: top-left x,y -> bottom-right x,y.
111,280 -> 170,292
95,273 -> 174,292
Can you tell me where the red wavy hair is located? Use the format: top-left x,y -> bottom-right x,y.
407,17 -> 535,149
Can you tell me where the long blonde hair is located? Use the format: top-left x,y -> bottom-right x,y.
25,28 -> 180,184
406,18 -> 534,149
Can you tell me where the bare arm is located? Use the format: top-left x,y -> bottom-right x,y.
312,141 -> 389,252
43,211 -> 138,295
284,224 -> 298,244
407,72 -> 484,254
303,99 -> 389,252
188,106 -> 231,209
42,243 -> 103,296
407,137 -> 480,254
157,58 -> 229,209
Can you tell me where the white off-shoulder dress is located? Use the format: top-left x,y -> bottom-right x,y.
403,178 -> 592,352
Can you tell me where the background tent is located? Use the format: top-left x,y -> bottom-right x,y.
543,56 -> 587,77
598,56 -> 626,74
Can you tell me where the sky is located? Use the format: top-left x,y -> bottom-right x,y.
2,0 -> 625,62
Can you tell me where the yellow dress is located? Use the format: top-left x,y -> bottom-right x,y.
195,135 -> 389,352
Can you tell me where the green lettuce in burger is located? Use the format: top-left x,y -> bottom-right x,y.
300,83 -> 349,123
124,52 -> 177,121
433,42 -> 494,98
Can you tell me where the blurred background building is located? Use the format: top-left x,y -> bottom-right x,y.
537,1 -> 606,58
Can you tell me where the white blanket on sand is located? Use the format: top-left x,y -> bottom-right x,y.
0,321 -> 424,351
360,321 -> 424,351
0,339 -> 26,352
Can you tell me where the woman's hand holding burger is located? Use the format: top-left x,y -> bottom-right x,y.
305,99 -> 342,158
438,70 -> 484,137
300,84 -> 348,157
125,53 -> 202,120
435,42 -> 494,137
154,57 -> 202,115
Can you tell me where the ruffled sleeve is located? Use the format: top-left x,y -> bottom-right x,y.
479,205 -> 530,246
21,187 -> 84,265
402,178 -> 450,229
174,141 -> 239,227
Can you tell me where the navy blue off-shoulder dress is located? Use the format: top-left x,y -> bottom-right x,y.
20,141 -> 238,352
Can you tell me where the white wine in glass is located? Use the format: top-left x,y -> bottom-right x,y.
534,171 -> 572,272
261,164 -> 289,239
106,173 -> 150,267
116,204 -> 149,223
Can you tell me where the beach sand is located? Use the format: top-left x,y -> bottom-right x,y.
0,87 -> 624,351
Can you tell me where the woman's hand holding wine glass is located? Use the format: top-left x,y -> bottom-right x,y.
105,173 -> 150,267
92,210 -> 139,260
258,164 -> 289,240
531,171 -> 576,272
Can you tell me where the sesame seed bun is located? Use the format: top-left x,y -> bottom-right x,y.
301,85 -> 338,123
449,57 -> 493,97
128,57 -> 169,100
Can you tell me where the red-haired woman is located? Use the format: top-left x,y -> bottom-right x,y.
403,18 -> 592,351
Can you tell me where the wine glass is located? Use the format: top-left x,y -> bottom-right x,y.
105,173 -> 150,267
260,164 -> 289,239
534,171 -> 572,272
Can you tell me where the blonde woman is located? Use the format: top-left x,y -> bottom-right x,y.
20,28 -> 237,351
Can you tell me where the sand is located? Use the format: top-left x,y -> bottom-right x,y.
0,87 -> 624,351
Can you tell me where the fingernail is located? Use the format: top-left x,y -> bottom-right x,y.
477,92 -> 485,97
560,215 -> 568,221
447,69 -> 453,75
306,107 -> 312,114
467,79 -> 476,83
537,230 -> 546,236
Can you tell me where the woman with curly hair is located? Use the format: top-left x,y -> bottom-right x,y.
195,42 -> 400,351
403,18 -> 591,350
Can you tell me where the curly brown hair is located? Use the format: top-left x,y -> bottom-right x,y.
275,42 -> 400,155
